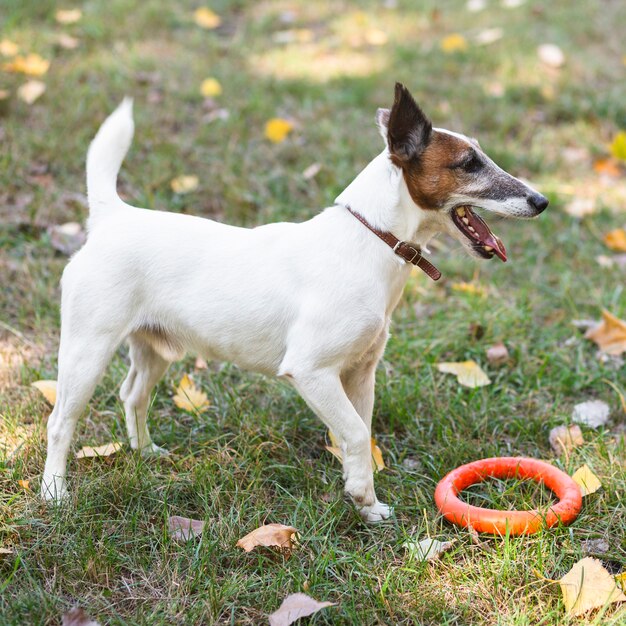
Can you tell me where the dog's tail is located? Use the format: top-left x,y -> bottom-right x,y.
86,97 -> 134,226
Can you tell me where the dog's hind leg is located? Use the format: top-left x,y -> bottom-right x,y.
120,334 -> 170,456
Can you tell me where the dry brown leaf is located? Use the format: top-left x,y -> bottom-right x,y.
436,360 -> 491,388
0,547 -> 14,556
31,379 -> 57,405
0,39 -> 19,57
593,158 -> 621,178
75,442 -> 122,459
559,557 -> 626,616
18,479 -> 30,491
571,464 -> 602,496
585,310 -> 626,356
61,607 -> 100,626
170,175 -> 198,194
168,515 -> 205,541
236,523 -> 298,553
194,356 -> 208,370
268,593 -> 335,626
603,228 -> 626,252
403,537 -> 456,562
55,9 -> 82,24
17,80 -> 45,104
193,7 -> 221,29
3,53 -> 50,76
571,400 -> 609,428
173,374 -> 210,412
486,342 -> 509,365
549,424 -> 584,455
265,118 -> 294,143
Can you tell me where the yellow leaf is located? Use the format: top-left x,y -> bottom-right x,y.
173,374 -> 210,412
451,281 -> 486,297
17,80 -> 45,104
585,310 -> 626,356
617,572 -> 626,591
326,431 -> 385,471
265,118 -> 294,143
18,479 -> 30,491
440,33 -> 468,53
436,360 -> 491,388
593,158 -> 621,178
603,228 -> 626,252
236,523 -> 298,553
610,131 -> 626,162
0,39 -> 19,57
3,53 -> 50,77
571,464 -> 602,496
31,380 -> 57,405
55,8 -> 82,24
200,77 -> 222,97
75,442 -> 123,459
559,557 -> 626,616
193,7 -> 221,29
170,175 -> 198,194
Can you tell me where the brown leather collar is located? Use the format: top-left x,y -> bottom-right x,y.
344,205 -> 442,281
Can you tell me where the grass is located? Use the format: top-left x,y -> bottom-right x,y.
1,0 -> 625,623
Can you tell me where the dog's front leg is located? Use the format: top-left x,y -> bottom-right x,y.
288,368 -> 392,522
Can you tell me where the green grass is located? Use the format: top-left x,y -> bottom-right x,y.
1,0 -> 626,624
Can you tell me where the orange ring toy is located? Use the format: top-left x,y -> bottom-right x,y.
434,457 -> 582,535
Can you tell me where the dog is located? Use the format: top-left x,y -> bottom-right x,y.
41,83 -> 547,521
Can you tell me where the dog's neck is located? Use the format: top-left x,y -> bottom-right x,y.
335,149 -> 428,245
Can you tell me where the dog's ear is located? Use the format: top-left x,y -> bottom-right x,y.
387,82 -> 432,163
375,107 -> 391,143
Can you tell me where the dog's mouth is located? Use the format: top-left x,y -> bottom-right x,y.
451,206 -> 507,262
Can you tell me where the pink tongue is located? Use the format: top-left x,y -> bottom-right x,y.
483,233 -> 507,262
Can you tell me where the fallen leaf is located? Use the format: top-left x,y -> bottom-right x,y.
617,572 -> 626,591
538,43 -> 565,68
364,29 -> 388,46
56,34 -> 80,50
596,255 -> 615,268
572,464 -> 602,496
502,0 -> 525,7
436,360 -> 491,388
585,310 -> 626,356
200,77 -> 222,97
194,356 -> 208,370
49,222 -> 85,255
571,400 -> 610,428
302,162 -> 321,180
451,281 -> 486,296
265,118 -> 294,143
486,342 -> 509,365
170,175 -> 199,194
61,607 -> 100,626
0,547 -> 14,556
236,523 -> 298,553
610,131 -> 626,162
593,158 -> 621,178
18,479 -> 30,491
475,28 -> 503,46
440,33 -> 468,53
168,515 -> 205,541
4,53 -> 50,76
326,431 -> 386,471
75,442 -> 123,459
173,374 -> 210,412
31,380 -> 57,405
581,538 -> 609,556
549,424 -> 584,455
272,29 -> 315,45
559,557 -> 626,616
564,197 -> 596,219
193,7 -> 221,29
0,89 -> 9,101
466,0 -> 486,10
0,39 -> 19,57
17,80 -> 46,104
603,228 -> 626,252
403,537 -> 456,562
268,593 -> 335,626
55,9 -> 82,24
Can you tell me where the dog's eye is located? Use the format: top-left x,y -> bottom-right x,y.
462,155 -> 483,173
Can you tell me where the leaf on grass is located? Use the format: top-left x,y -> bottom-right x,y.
572,464 -> 602,496
610,131 -> 626,163
436,360 -> 491,388
440,34 -> 468,53
559,557 -> 626,616
585,310 -> 626,356
55,9 -> 82,24
571,400 -> 609,428
549,424 -> 584,455
0,39 -> 19,57
31,380 -> 57,405
49,222 -> 86,255
268,593 -> 335,626
17,80 -> 46,104
18,479 -> 30,491
451,281 -> 486,297
475,28 -> 503,46
593,158 -> 621,178
0,89 -> 9,101
403,537 -> 455,562
56,34 -> 80,50
603,228 -> 626,252
4,53 -> 50,76
302,162 -> 321,180
236,523 -> 298,553
168,515 -> 205,541
170,175 -> 198,194
200,77 -> 222,97
564,197 -> 596,219
0,547 -> 14,556
265,118 -> 294,143
173,374 -> 210,412
75,442 -> 122,459
193,7 -> 221,29
61,607 -> 100,626
617,572 -> 626,591
364,29 -> 388,46
325,431 -> 386,471
486,342 -> 509,365
537,43 -> 565,68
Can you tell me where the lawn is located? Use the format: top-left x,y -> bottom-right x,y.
1,0 -> 625,624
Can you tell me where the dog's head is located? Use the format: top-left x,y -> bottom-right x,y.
377,83 -> 548,261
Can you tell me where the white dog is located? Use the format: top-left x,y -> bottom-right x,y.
41,83 -> 547,521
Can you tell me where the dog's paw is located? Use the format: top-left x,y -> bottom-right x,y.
140,443 -> 169,458
359,499 -> 394,523
40,476 -> 68,504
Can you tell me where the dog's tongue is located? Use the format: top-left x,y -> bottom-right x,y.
467,209 -> 507,262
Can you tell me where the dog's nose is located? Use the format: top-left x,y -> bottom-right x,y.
527,192 -> 549,213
